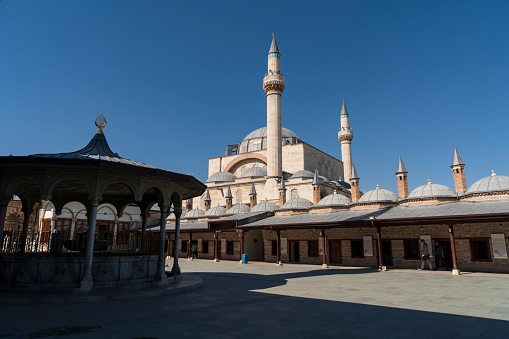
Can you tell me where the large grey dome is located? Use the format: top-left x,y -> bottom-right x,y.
227,204 -> 251,215
291,170 -> 314,179
204,206 -> 226,217
467,171 -> 509,194
251,201 -> 279,212
408,181 -> 456,199
316,194 -> 351,206
243,127 -> 299,141
239,166 -> 267,178
358,186 -> 398,203
206,171 -> 236,183
183,208 -> 205,218
280,197 -> 313,210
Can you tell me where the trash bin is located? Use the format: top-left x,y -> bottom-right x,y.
242,254 -> 248,264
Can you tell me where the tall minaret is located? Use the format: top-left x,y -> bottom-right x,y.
263,34 -> 285,178
338,100 -> 354,183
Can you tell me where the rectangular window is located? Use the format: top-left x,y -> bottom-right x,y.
227,241 -> 234,255
404,239 -> 420,260
471,239 -> 491,261
181,240 -> 187,252
272,240 -> 277,256
308,240 -> 319,257
351,240 -> 364,258
202,241 -> 209,254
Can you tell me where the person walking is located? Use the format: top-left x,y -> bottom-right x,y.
418,239 -> 433,271
191,242 -> 198,260
433,241 -> 450,271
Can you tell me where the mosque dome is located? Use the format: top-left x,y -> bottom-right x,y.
358,185 -> 398,203
206,171 -> 236,183
291,170 -> 314,179
204,206 -> 226,217
251,201 -> 279,212
408,180 -> 456,199
237,127 -> 302,154
280,197 -> 313,210
227,204 -> 251,215
316,194 -> 351,207
239,166 -> 267,178
467,171 -> 509,194
183,208 -> 205,219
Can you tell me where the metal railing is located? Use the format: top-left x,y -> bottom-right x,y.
0,231 -> 160,256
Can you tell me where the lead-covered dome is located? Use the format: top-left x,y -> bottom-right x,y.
316,194 -> 351,206
358,185 -> 398,203
183,208 -> 205,218
467,171 -> 509,194
204,206 -> 226,217
291,170 -> 314,179
237,127 -> 302,154
206,171 -> 236,183
239,166 -> 267,178
408,180 -> 456,199
280,197 -> 313,210
227,204 -> 251,214
251,201 -> 279,212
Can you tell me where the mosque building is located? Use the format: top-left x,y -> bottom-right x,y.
159,35 -> 509,274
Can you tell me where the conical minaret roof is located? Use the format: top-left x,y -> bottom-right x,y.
350,163 -> 359,180
268,33 -> 280,55
313,170 -> 319,185
340,99 -> 349,116
396,156 -> 407,174
249,182 -> 257,195
225,186 -> 232,199
279,177 -> 286,190
204,190 -> 211,201
451,147 -> 464,167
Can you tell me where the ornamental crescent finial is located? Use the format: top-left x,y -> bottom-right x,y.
95,114 -> 107,134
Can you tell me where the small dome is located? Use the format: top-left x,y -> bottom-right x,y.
243,127 -> 299,141
251,201 -> 279,212
227,204 -> 251,214
408,180 -> 456,199
206,171 -> 236,183
467,171 -> 509,194
318,175 -> 330,182
358,185 -> 398,203
291,170 -> 314,179
239,166 -> 267,178
316,194 -> 351,206
331,180 -> 351,189
204,206 -> 227,217
280,197 -> 313,210
183,208 -> 205,218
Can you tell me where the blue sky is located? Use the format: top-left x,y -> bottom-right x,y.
1,1 -> 508,194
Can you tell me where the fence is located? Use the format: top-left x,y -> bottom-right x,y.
0,231 -> 160,256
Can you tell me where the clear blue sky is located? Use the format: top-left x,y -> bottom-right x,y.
1,1 -> 508,194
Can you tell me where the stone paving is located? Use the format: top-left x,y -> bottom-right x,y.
1,259 -> 509,338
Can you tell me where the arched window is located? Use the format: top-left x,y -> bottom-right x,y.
291,189 -> 299,199
235,190 -> 242,204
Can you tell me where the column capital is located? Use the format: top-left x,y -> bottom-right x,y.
173,206 -> 183,218
88,198 -> 101,207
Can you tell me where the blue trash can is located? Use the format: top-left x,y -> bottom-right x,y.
242,254 -> 248,264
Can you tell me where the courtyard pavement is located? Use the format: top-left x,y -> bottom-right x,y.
1,259 -> 509,338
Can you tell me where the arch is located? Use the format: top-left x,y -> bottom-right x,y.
235,190 -> 242,204
118,203 -> 141,219
224,153 -> 268,173
97,203 -> 118,221
97,177 -> 140,201
44,173 -> 95,200
140,184 -> 167,207
3,175 -> 44,197
291,189 -> 299,199
170,191 -> 182,210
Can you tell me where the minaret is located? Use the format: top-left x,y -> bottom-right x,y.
204,191 -> 211,212
312,170 -> 321,204
338,100 -> 354,183
278,178 -> 287,207
263,34 -> 285,178
185,198 -> 193,213
225,186 -> 233,211
451,147 -> 467,193
350,163 -> 360,202
249,183 -> 257,209
396,156 -> 409,198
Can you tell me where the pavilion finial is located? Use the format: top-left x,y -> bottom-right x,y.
95,115 -> 107,134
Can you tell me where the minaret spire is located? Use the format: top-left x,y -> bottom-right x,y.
263,34 -> 285,178
338,99 -> 354,183
396,156 -> 409,198
451,147 -> 467,193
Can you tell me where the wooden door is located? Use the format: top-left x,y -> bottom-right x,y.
382,240 -> 392,266
329,240 -> 342,264
290,241 -> 300,262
